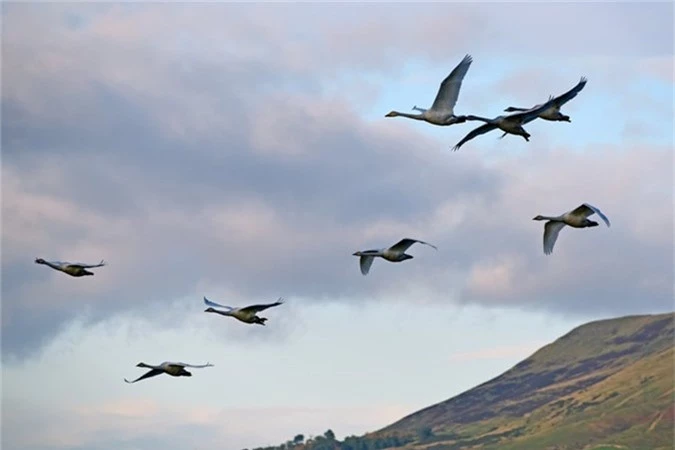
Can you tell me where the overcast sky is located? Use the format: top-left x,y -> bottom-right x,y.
2,2 -> 673,450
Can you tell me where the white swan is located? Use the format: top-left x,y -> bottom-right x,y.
203,297 -> 284,325
452,97 -> 557,151
533,203 -> 611,255
352,238 -> 437,275
124,361 -> 214,384
35,258 -> 106,277
504,77 -> 587,122
385,54 -> 473,126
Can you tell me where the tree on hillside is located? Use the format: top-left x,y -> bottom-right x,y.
293,435 -> 305,445
416,426 -> 434,440
324,429 -> 336,440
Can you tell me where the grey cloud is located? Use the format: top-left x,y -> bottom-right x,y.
2,3 -> 673,361
254,3 -> 673,69
1,71 -> 504,359
5,3 -> 671,87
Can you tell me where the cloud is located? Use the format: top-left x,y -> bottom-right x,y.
2,2 -> 673,363
448,342 -> 547,362
460,145 -> 673,311
639,55 -> 675,83
2,396 -> 410,450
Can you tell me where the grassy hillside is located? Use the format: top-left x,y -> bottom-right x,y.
249,313 -> 674,450
376,312 -> 674,450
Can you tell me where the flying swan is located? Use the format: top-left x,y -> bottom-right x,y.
203,297 -> 284,325
385,54 -> 474,126
533,203 -> 611,255
452,97 -> 557,150
352,238 -> 437,275
503,77 -> 587,123
124,361 -> 214,384
34,258 -> 106,277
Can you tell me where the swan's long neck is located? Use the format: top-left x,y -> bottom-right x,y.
138,363 -> 158,369
392,111 -> 425,120
43,260 -> 62,270
466,115 -> 492,123
541,215 -> 563,221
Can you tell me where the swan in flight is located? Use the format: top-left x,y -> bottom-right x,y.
34,258 -> 106,277
385,54 -> 473,126
503,77 -> 587,122
533,203 -> 610,255
203,297 -> 284,325
124,361 -> 214,384
353,238 -> 437,275
452,98 -> 557,151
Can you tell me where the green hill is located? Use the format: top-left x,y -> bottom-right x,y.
249,312 -> 674,450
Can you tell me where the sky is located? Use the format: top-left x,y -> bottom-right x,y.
1,2 -> 673,450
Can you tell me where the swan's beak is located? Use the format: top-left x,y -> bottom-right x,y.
385,111 -> 396,117
352,252 -> 359,256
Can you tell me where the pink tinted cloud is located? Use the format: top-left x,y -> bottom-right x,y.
640,55 -> 675,83
5,398 -> 412,450
459,144 -> 672,308
76,398 -> 161,419
464,255 -> 532,300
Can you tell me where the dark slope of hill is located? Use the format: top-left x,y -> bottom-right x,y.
248,313 -> 674,450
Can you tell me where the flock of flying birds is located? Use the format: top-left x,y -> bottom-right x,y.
33,53 -> 611,384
